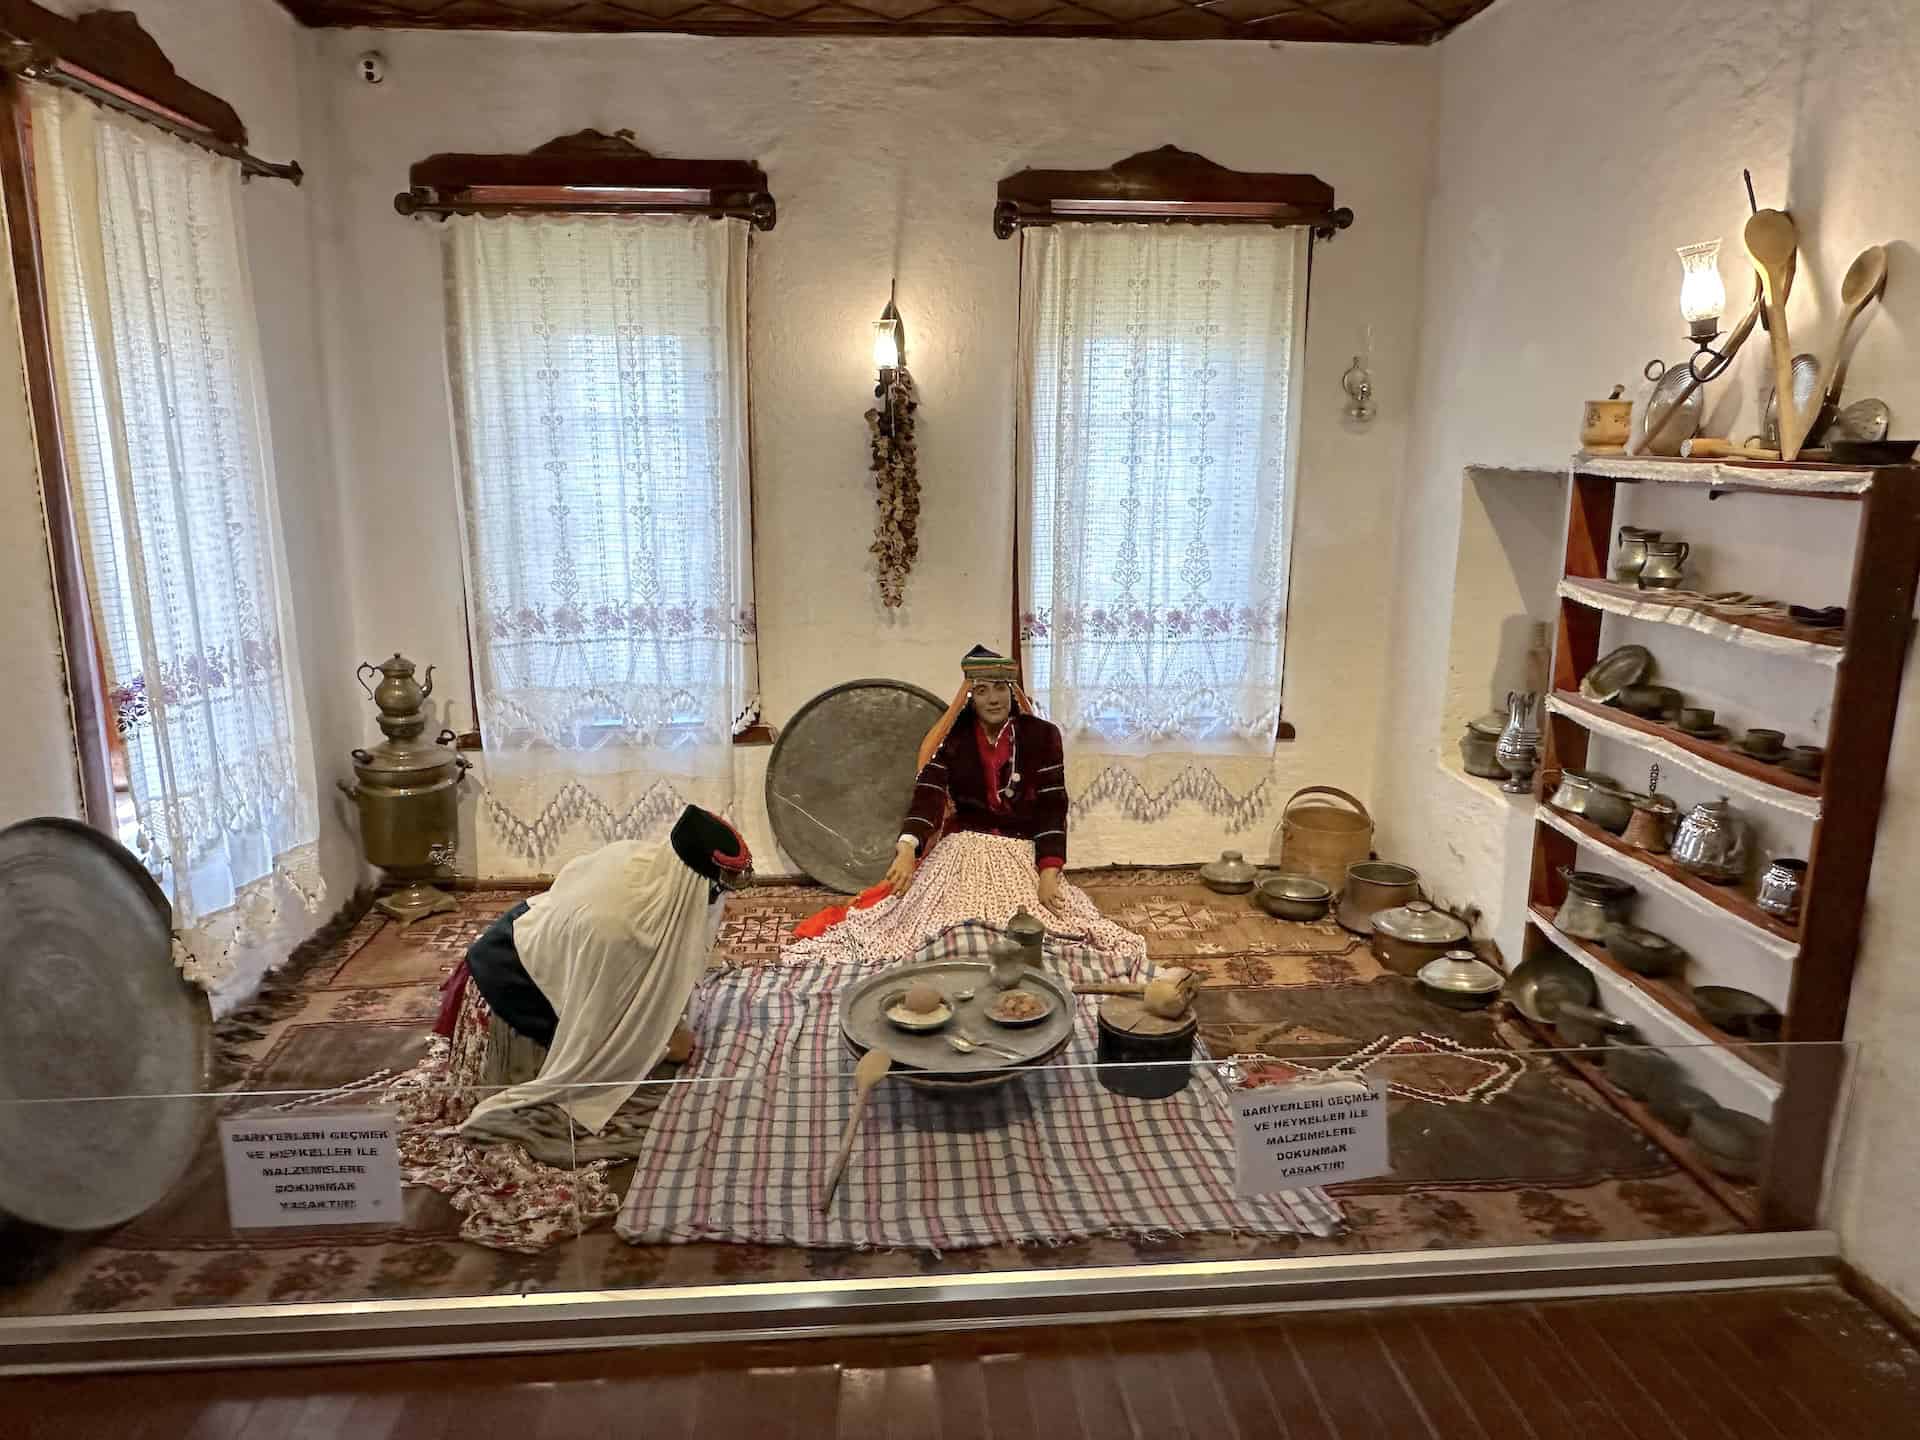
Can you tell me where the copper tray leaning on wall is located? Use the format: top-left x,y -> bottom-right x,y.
767,677 -> 948,893
0,817 -> 211,1231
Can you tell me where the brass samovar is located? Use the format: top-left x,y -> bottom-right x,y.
339,654 -> 469,923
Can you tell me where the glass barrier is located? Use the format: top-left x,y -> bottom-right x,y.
0,1033 -> 1848,1322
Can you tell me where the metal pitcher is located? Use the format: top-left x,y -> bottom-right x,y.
1495,691 -> 1541,795
1614,526 -> 1662,583
1672,797 -> 1750,885
1637,539 -> 1691,591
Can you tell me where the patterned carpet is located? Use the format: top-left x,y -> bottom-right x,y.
1,869 -> 1743,1316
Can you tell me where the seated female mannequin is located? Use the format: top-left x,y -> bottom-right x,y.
788,645 -> 1144,967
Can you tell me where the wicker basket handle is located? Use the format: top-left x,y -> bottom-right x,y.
1282,785 -> 1371,823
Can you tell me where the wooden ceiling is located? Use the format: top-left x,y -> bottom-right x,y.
272,0 -> 1497,44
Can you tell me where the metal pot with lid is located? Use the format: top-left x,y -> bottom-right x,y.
1338,861 -> 1421,936
1416,949 -> 1503,1008
1459,711 -> 1508,780
1199,850 -> 1260,894
1370,899 -> 1471,975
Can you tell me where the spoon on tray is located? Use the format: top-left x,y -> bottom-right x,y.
820,1046 -> 891,1213
946,1031 -> 1023,1061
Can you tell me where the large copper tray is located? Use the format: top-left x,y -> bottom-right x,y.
0,817 -> 211,1230
766,678 -> 947,893
840,959 -> 1075,1094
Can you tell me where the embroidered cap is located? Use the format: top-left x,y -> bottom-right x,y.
960,644 -> 1019,684
670,805 -> 752,884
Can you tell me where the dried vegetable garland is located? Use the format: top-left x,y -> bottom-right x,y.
867,373 -> 920,609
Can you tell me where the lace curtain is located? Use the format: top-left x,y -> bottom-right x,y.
31,88 -> 323,990
443,214 -> 758,864
1018,224 -> 1308,756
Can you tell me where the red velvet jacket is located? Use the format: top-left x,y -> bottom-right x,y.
902,712 -> 1069,869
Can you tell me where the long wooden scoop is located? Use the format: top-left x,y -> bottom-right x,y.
820,1046 -> 892,1213
1744,210 -> 1804,460
1802,244 -> 1888,452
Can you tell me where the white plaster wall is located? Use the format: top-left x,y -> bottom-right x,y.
298,31 -> 1437,878
1384,0 -> 1920,1310
2,1 -> 370,993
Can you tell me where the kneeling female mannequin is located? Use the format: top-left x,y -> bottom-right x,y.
456,805 -> 751,1151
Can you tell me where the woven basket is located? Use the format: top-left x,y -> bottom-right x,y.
1269,786 -> 1374,891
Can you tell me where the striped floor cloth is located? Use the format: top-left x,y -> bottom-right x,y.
616,922 -> 1343,1250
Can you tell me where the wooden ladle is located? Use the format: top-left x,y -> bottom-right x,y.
820,1046 -> 892,1213
1744,210 -> 1804,459
1802,245 -> 1889,454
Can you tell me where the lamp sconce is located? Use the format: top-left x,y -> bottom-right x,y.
1677,237 -> 1745,384
871,280 -> 915,441
1341,324 -> 1376,425
867,279 -> 920,610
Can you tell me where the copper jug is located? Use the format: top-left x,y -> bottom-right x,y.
1623,795 -> 1679,854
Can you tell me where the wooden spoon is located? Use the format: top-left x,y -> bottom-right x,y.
1802,245 -> 1889,454
1743,210 -> 1804,459
819,1046 -> 891,1213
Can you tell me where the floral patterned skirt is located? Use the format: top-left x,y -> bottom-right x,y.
783,831 -> 1147,968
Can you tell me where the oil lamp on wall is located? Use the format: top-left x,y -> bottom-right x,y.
1677,238 -> 1734,381
872,281 -> 911,441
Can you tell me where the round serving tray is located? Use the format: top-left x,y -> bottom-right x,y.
0,817 -> 211,1231
766,678 -> 948,894
841,959 -> 1076,1093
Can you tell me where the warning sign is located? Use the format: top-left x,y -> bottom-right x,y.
219,1109 -> 403,1229
1232,1078 -> 1389,1194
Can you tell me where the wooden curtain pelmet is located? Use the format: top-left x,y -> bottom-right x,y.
0,3 -> 301,184
994,146 -> 1351,239
395,128 -> 775,228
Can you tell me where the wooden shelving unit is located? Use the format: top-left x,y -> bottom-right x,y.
1528,454 -> 1920,1230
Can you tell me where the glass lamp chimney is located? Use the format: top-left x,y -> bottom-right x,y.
1678,239 -> 1726,342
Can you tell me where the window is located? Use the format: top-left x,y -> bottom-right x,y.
28,84 -> 321,971
1018,223 -> 1307,753
442,214 -> 758,860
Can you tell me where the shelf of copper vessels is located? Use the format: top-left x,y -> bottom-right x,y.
1549,691 -> 1823,803
1534,804 -> 1803,950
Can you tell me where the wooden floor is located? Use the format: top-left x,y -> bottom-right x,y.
6,1285 -> 1918,1438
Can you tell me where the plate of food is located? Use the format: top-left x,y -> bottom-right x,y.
883,982 -> 954,1032
984,986 -> 1055,1027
